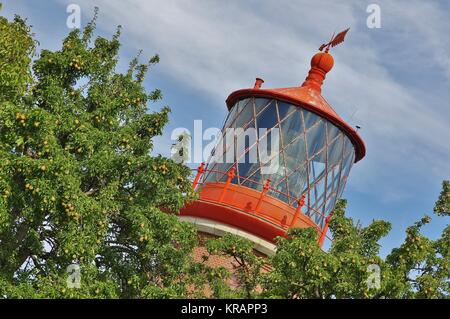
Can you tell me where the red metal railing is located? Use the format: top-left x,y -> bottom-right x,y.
189,163 -> 333,247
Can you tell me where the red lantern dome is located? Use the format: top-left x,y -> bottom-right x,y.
180,50 -> 365,255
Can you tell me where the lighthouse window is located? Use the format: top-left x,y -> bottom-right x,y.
327,135 -> 344,167
287,167 -> 308,200
224,104 -> 237,129
254,98 -> 272,116
237,161 -> 259,183
234,100 -> 254,129
264,153 -> 285,185
237,98 -> 251,114
241,168 -> 263,191
306,120 -> 326,158
280,111 -> 304,147
256,102 -> 278,131
284,136 -> 307,174
309,151 -> 327,184
206,98 -> 357,229
327,122 -> 341,144
309,176 -> 327,225
268,179 -> 289,203
342,150 -> 354,183
326,164 -> 341,196
236,125 -> 257,161
277,101 -> 297,121
303,110 -> 320,128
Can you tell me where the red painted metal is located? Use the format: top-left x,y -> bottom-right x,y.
289,194 -> 306,228
225,52 -> 366,163
318,213 -> 333,247
218,166 -> 236,203
180,168 -> 333,244
254,178 -> 271,213
192,162 -> 205,189
253,77 -> 264,89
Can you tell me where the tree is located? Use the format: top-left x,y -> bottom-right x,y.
206,182 -> 449,299
0,7 -> 204,298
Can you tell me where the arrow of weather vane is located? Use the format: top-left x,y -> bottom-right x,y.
319,28 -> 350,53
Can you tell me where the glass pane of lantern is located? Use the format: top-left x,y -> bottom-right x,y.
280,110 -> 304,147
221,131 -> 236,164
241,168 -> 263,191
277,101 -> 297,121
303,110 -> 320,129
224,103 -> 238,129
256,103 -> 278,131
308,150 -> 327,185
265,151 -> 286,185
268,179 -> 289,203
343,138 -> 355,157
235,101 -> 255,129
254,98 -> 272,116
325,193 -> 337,217
216,162 -> 233,182
244,118 -> 255,130
237,98 -> 251,114
306,120 -> 326,158
311,177 -> 326,208
284,136 -> 307,175
325,163 -> 341,196
237,161 -> 259,183
342,150 -> 354,181
327,121 -> 341,144
204,163 -> 218,182
309,177 -> 326,225
258,125 -> 278,155
287,166 -> 308,202
236,122 -> 257,161
327,134 -> 344,167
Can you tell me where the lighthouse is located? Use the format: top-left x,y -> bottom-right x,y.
180,32 -> 365,256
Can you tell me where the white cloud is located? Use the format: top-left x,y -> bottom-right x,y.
53,0 -> 449,201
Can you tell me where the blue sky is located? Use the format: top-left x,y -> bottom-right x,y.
2,0 -> 449,255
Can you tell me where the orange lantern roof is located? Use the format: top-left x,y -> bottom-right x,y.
225,51 -> 366,162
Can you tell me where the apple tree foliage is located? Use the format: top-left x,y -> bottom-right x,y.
0,7 -> 208,298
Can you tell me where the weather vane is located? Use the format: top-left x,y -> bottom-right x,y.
319,28 -> 350,53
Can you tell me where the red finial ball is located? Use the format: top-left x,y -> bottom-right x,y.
311,52 -> 334,73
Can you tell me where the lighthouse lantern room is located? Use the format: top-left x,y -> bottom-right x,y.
180,30 -> 365,254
